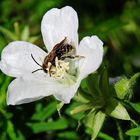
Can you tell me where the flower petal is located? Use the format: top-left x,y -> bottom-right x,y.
54,79 -> 81,103
0,41 -> 47,77
41,6 -> 78,51
77,36 -> 103,79
7,74 -> 55,105
7,74 -> 80,105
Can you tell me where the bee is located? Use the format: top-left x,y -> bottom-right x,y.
31,37 -> 74,74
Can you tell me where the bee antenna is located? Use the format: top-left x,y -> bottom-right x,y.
31,54 -> 42,67
32,68 -> 43,73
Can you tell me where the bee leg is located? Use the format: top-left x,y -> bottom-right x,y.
61,55 -> 85,60
61,56 -> 75,60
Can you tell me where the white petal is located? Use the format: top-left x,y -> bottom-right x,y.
0,41 -> 47,77
7,74 -> 55,105
77,36 -> 103,79
54,79 -> 81,103
7,73 -> 80,105
41,6 -> 78,51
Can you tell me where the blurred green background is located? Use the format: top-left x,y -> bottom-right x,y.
0,0 -> 140,140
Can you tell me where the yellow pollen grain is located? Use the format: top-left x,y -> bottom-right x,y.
49,57 -> 69,78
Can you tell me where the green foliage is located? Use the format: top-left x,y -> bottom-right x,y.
127,101 -> 140,114
27,117 -> 68,133
58,131 -> 80,140
98,132 -> 115,140
126,127 -> 140,136
105,99 -> 130,120
0,0 -> 140,140
31,101 -> 57,121
115,73 -> 140,100
89,111 -> 106,140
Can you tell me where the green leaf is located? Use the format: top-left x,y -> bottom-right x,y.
98,132 -> 115,140
31,101 -> 57,121
87,73 -> 100,96
105,98 -> 130,120
126,101 -> 140,114
27,117 -> 68,133
21,26 -> 29,41
74,90 -> 90,103
130,136 -> 136,140
0,27 -> 17,40
81,17 -> 126,39
126,126 -> 140,136
74,86 -> 92,103
7,121 -> 17,140
57,101 -> 64,117
0,36 -> 7,52
17,131 -> 25,140
84,109 -> 96,129
99,66 -> 110,97
28,36 -> 39,43
14,22 -> 20,39
70,103 -> 93,115
84,110 -> 106,140
0,132 -> 7,140
66,102 -> 85,121
115,73 -> 140,99
115,77 -> 131,99
58,131 -> 80,140
91,111 -> 106,140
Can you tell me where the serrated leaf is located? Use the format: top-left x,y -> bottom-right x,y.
31,101 -> 57,121
126,126 -> 140,136
27,117 -> 68,133
105,98 -> 130,120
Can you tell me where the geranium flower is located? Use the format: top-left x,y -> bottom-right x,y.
0,6 -> 103,105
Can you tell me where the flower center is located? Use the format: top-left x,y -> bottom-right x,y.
49,57 -> 69,79
31,37 -> 81,85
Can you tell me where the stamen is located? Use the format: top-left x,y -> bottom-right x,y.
49,58 -> 69,79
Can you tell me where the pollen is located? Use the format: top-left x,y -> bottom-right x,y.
49,57 -> 69,78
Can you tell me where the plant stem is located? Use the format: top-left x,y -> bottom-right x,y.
116,120 -> 125,140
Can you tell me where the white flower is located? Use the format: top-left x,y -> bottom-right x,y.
0,6 -> 103,105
